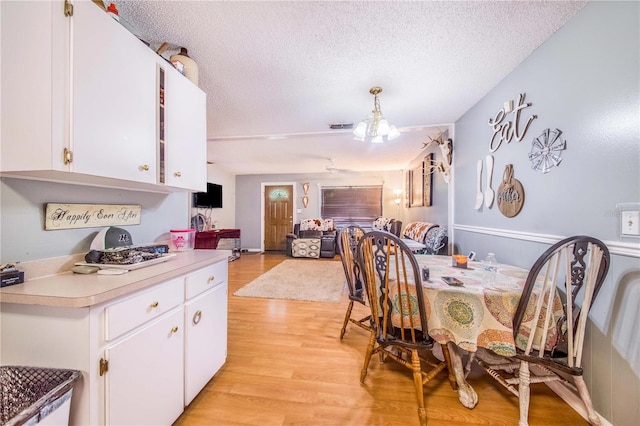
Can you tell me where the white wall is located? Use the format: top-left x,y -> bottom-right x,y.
189,163 -> 236,230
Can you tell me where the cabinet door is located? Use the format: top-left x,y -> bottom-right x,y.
164,65 -> 207,191
105,309 -> 184,425
184,281 -> 228,405
71,1 -> 157,184
0,0 -> 67,173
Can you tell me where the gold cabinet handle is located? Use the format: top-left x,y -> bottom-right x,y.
63,147 -> 73,165
171,326 -> 179,333
174,171 -> 182,177
207,276 -> 215,284
193,310 -> 202,325
140,164 -> 150,171
99,358 -> 108,376
150,301 -> 159,308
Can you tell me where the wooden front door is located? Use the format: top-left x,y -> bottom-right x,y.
264,185 -> 294,251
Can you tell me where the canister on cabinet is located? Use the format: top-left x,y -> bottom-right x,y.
170,47 -> 198,85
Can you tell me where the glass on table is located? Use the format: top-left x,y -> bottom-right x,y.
452,254 -> 468,269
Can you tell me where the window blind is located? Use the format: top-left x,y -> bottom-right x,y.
321,186 -> 382,227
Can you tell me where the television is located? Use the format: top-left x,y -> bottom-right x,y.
193,183 -> 223,208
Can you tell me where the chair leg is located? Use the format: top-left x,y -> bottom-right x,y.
574,376 -> 601,425
360,330 -> 376,383
340,300 -> 354,339
518,361 -> 531,426
411,349 -> 427,426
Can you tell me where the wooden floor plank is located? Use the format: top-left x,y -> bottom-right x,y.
174,253 -> 587,426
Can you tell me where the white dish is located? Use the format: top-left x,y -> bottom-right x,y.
97,268 -> 129,275
75,253 -> 176,270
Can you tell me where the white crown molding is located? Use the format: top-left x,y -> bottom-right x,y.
453,224 -> 640,258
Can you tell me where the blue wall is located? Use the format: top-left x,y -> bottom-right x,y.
451,2 -> 639,423
0,178 -> 190,263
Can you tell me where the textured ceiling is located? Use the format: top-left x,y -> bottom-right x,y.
114,0 -> 586,175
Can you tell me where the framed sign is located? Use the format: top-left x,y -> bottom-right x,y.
423,153 -> 433,207
406,170 -> 412,207
45,203 -> 141,230
410,164 -> 424,207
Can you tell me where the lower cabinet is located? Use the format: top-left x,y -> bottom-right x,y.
0,259 -> 228,425
184,280 -> 228,405
106,309 -> 184,426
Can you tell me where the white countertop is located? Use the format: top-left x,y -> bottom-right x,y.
0,250 -> 230,308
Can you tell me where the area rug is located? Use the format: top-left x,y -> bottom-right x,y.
233,259 -> 345,303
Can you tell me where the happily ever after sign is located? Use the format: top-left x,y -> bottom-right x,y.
45,203 -> 141,230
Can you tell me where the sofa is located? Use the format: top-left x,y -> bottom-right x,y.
286,218 -> 337,258
372,217 -> 403,237
401,221 -> 448,255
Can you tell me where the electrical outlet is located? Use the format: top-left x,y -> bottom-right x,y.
621,210 -> 640,236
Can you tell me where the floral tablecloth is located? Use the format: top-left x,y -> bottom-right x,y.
389,255 -> 563,357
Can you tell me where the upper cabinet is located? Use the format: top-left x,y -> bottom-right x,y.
0,0 -> 207,192
72,0 -> 158,184
163,65 -> 207,191
0,1 -> 67,173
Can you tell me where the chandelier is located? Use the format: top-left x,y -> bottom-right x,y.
352,86 -> 400,143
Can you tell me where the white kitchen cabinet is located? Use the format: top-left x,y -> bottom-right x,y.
0,255 -> 229,425
163,64 -> 207,191
0,0 -> 67,173
105,276 -> 183,341
105,309 -> 184,426
0,0 -> 206,192
71,0 -> 158,184
184,262 -> 228,404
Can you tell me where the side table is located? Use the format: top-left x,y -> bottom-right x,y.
195,229 -> 241,261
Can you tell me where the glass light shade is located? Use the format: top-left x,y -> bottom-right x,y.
387,125 -> 400,140
377,118 -> 390,135
352,121 -> 367,138
371,135 -> 384,144
353,134 -> 366,142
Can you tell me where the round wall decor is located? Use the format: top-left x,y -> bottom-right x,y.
497,164 -> 525,218
528,128 -> 566,173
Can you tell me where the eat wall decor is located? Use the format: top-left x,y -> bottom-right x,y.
487,93 -> 537,152
45,203 -> 141,230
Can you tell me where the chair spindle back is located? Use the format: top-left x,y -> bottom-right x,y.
513,236 -> 610,368
338,225 -> 366,297
358,231 -> 431,346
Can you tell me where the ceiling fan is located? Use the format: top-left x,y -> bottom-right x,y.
325,158 -> 355,174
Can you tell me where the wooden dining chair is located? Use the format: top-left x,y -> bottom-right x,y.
475,235 -> 610,426
357,230 -> 452,426
338,225 -> 371,339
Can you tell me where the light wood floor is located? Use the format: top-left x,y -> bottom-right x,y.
173,253 -> 587,426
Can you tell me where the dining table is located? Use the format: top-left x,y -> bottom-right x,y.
388,254 -> 564,409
